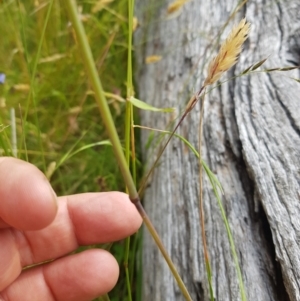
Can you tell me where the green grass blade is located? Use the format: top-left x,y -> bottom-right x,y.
65,2 -> 193,300
56,140 -> 112,170
136,125 -> 247,300
18,0 -> 54,168
124,0 -> 135,300
129,96 -> 174,112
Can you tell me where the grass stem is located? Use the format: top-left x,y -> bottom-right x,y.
64,0 -> 138,199
138,86 -> 205,196
134,200 -> 193,301
198,91 -> 215,300
64,1 -> 192,300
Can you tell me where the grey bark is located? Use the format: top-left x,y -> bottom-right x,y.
135,0 -> 300,301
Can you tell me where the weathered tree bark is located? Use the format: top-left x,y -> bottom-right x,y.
134,1 -> 300,300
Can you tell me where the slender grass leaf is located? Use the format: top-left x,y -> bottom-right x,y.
104,92 -> 125,102
57,140 -> 112,168
136,125 -> 224,193
291,77 -> 300,83
136,125 -> 245,300
250,58 -> 268,71
265,66 -> 300,72
45,161 -> 56,180
0,127 -> 12,156
0,124 -> 9,132
39,53 -> 66,64
264,68 -> 280,72
241,64 -> 253,74
279,66 -> 300,71
129,97 -> 174,112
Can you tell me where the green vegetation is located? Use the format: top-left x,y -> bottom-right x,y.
0,1 -> 141,300
0,0 -> 132,191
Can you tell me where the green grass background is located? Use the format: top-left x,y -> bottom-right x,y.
0,1 -> 142,300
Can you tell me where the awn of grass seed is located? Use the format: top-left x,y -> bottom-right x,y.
204,18 -> 250,86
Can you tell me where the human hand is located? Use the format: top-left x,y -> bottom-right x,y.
0,157 -> 142,301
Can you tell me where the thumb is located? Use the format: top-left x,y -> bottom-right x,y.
0,157 -> 58,230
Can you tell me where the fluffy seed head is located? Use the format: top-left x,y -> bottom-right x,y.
204,18 -> 251,86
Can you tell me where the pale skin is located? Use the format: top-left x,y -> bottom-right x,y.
0,157 -> 142,301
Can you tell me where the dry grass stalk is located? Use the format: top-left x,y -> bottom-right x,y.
204,18 -> 250,86
167,0 -> 190,15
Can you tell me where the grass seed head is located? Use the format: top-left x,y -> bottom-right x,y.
204,18 -> 250,86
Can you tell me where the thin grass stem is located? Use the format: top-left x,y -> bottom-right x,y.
64,0 -> 137,199
18,104 -> 28,161
138,86 -> 205,196
198,91 -> 215,300
10,108 -> 17,157
130,105 -> 137,183
124,236 -> 133,301
64,1 -> 192,300
135,124 -> 246,300
134,200 -> 193,301
124,1 -> 136,299
18,0 -> 54,168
